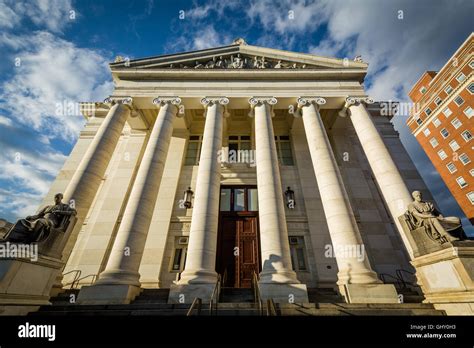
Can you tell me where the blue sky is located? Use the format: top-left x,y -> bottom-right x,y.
0,0 -> 473,233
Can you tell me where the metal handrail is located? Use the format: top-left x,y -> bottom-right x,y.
379,273 -> 403,289
71,274 -> 97,289
62,270 -> 82,289
252,271 -> 263,316
186,297 -> 202,316
266,298 -> 278,316
209,274 -> 222,316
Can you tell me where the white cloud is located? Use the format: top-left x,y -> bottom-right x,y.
0,31 -> 113,142
2,0 -> 74,33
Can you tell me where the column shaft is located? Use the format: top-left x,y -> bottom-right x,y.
300,101 -> 379,284
253,101 -> 298,284
348,102 -> 414,257
179,101 -> 225,284
97,100 -> 179,286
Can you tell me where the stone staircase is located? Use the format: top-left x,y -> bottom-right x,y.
30,287 -> 444,316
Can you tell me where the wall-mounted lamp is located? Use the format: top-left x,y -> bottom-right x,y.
285,186 -> 295,209
183,187 -> 194,209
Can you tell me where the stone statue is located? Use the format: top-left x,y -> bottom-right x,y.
231,54 -> 244,69
215,56 -> 226,68
2,193 -> 76,244
408,191 -> 463,243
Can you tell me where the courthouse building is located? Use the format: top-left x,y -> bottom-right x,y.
33,39 -> 434,306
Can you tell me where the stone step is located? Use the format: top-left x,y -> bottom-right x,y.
220,288 -> 254,303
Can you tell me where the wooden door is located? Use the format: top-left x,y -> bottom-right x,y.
236,216 -> 259,288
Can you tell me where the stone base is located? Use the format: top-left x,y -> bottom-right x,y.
258,283 -> 308,303
340,283 -> 399,303
77,284 -> 141,305
411,242 -> 474,315
168,283 -> 216,304
0,256 -> 64,315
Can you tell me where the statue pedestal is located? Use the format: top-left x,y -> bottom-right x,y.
412,241 -> 474,315
0,255 -> 63,315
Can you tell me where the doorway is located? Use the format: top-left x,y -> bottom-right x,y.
216,186 -> 260,288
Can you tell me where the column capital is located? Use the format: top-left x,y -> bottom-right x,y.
248,96 -> 277,117
295,96 -> 326,117
152,96 -> 182,107
200,97 -> 230,117
104,96 -> 133,108
338,96 -> 374,117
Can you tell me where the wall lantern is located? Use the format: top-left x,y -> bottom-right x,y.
183,187 -> 194,209
285,187 -> 295,209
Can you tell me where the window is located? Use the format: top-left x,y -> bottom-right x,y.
170,237 -> 188,272
227,135 -> 252,164
442,107 -> 452,117
456,73 -> 466,83
434,97 -> 443,106
289,236 -> 307,271
444,85 -> 453,95
415,117 -> 423,125
423,128 -> 431,137
429,138 -> 439,148
440,128 -> 449,138
459,153 -> 471,165
449,140 -> 460,151
433,118 -> 441,127
219,187 -> 258,212
425,108 -> 432,116
464,106 -> 473,118
468,82 -> 474,94
454,95 -> 464,106
437,150 -> 448,160
184,135 -> 202,165
451,118 -> 462,129
461,130 -> 472,142
456,176 -> 468,189
419,86 -> 427,94
275,135 -> 294,165
470,60 -> 474,69
470,169 -> 474,177
446,162 -> 457,174
468,192 -> 474,205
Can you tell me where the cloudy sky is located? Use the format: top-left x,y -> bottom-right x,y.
0,0 -> 472,232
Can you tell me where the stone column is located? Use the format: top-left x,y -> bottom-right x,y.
249,97 -> 308,303
60,98 -> 133,259
297,97 -> 397,303
168,97 -> 228,304
342,97 -> 414,258
77,97 -> 181,304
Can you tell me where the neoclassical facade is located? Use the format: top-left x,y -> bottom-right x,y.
37,40 -> 433,305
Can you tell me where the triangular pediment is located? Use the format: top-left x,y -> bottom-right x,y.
110,42 -> 367,71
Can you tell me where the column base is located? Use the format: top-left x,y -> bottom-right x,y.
258,283 -> 309,303
339,283 -> 399,303
168,283 -> 216,304
76,284 -> 141,305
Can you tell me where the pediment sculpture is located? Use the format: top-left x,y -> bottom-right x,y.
167,54 -> 312,70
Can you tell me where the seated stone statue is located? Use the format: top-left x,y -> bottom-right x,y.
407,191 -> 463,243
2,193 -> 76,244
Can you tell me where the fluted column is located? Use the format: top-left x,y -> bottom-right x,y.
61,98 -> 132,262
297,97 -> 380,285
77,97 -> 180,304
178,97 -> 229,285
97,97 -> 181,286
249,97 -> 299,285
342,97 -> 414,258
